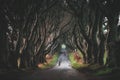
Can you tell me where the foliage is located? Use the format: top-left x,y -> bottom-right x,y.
103,50 -> 108,65
88,64 -> 103,70
81,64 -> 113,76
0,0 -> 120,69
94,68 -> 112,76
38,53 -> 58,69
69,53 -> 80,69
69,52 -> 88,69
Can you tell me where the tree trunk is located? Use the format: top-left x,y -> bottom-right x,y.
39,53 -> 47,63
86,44 -> 92,63
106,13 -> 119,67
98,39 -> 105,65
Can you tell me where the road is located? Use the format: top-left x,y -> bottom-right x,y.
22,53 -> 87,80
0,53 -> 88,80
0,53 -> 118,80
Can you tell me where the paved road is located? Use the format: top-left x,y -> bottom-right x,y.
0,54 -> 88,80
1,54 -> 118,80
21,53 -> 87,80
54,53 -> 71,69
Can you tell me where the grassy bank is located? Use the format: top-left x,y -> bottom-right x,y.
69,52 -> 88,69
38,53 -> 58,69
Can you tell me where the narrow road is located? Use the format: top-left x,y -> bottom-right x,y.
20,53 -> 88,80
54,53 -> 71,69
0,53 -> 118,80
0,53 -> 88,80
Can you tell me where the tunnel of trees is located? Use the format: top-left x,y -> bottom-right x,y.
0,0 -> 120,70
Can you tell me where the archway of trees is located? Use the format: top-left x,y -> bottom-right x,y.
0,0 -> 120,69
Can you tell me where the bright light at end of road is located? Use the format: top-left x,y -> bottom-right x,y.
61,44 -> 66,49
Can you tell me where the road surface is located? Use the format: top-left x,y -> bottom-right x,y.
0,53 -> 88,80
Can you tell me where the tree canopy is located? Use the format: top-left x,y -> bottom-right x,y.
0,0 -> 120,69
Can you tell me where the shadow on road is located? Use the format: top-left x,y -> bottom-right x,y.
0,54 -> 88,80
